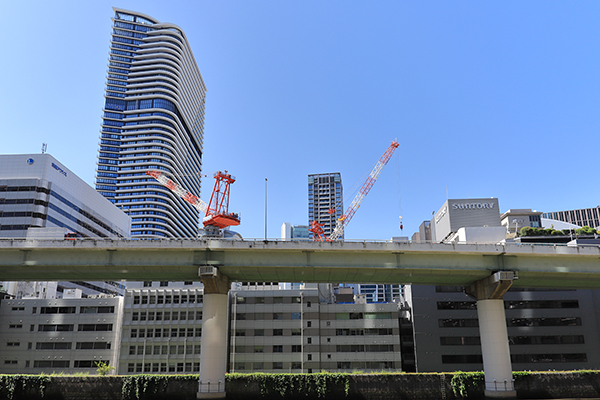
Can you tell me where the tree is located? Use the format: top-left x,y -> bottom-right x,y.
95,361 -> 115,376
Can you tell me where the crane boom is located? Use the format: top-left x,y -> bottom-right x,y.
146,170 -> 208,213
146,170 -> 240,230
329,140 -> 399,240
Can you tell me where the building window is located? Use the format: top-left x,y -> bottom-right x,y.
273,362 -> 283,370
143,281 -> 152,287
292,345 -> 302,353
292,312 -> 301,320
254,329 -> 264,337
273,345 -> 283,353
273,329 -> 283,336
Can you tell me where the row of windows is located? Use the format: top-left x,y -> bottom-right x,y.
336,328 -> 394,336
130,327 -> 201,338
132,310 -> 201,321
127,361 -> 198,373
129,343 -> 200,356
0,211 -> 46,219
0,185 -> 50,193
236,345 -> 303,354
437,300 -> 579,310
31,342 -> 111,350
440,335 -> 585,346
335,312 -> 392,320
35,306 -> 115,314
235,312 -> 302,320
234,328 -> 302,337
235,296 -> 306,305
36,324 -> 113,332
439,317 -> 582,328
335,344 -> 395,352
132,293 -> 203,304
49,190 -> 123,237
442,353 -> 587,364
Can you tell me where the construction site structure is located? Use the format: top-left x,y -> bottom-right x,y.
146,170 -> 240,237
309,140 -> 399,241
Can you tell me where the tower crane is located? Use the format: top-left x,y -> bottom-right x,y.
309,140 -> 399,241
146,170 -> 240,236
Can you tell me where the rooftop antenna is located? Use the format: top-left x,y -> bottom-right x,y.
41,143 -> 47,154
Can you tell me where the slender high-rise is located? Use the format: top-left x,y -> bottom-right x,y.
96,8 -> 206,238
308,173 -> 343,239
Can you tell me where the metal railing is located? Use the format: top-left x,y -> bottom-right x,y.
486,379 -> 515,392
198,380 -> 224,394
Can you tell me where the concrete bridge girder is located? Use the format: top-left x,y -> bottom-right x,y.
1,240 -> 600,289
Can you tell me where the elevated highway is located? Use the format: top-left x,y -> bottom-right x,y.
0,238 -> 599,288
1,238 -> 600,399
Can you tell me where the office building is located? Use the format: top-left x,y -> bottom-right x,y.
96,8 -> 207,239
0,153 -> 130,299
308,173 -> 342,239
0,284 -> 401,375
280,223 -> 310,241
500,209 -> 542,236
403,197 -> 600,372
118,284 -> 204,374
0,296 -> 124,374
542,207 -> 600,230
0,154 -> 129,239
338,284 -> 403,304
229,288 -> 401,373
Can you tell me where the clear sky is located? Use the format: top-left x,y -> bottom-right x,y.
1,1 -> 598,240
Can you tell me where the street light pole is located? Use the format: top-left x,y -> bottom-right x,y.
264,178 -> 268,240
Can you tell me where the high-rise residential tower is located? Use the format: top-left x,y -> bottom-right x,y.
96,8 -> 206,239
308,173 -> 343,239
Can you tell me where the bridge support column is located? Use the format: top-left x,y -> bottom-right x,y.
197,266 -> 230,399
465,271 -> 517,399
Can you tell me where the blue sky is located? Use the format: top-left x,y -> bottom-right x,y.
1,1 -> 598,240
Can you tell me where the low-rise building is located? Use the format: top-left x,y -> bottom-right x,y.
0,296 -> 124,374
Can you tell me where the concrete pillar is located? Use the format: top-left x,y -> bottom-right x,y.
477,299 -> 515,397
465,271 -> 517,399
198,266 -> 230,399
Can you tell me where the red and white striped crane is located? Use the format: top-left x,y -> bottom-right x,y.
146,170 -> 240,230
309,140 -> 399,241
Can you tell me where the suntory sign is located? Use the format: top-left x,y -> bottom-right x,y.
452,202 -> 495,210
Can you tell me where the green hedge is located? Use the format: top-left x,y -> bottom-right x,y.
227,372 -> 350,399
0,375 -> 51,400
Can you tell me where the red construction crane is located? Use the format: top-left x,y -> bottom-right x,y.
146,170 -> 240,230
309,140 -> 399,241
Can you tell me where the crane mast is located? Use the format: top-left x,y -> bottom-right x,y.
327,140 -> 399,241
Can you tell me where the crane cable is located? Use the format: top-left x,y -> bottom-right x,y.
396,151 -> 403,231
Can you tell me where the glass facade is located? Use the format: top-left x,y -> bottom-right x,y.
96,8 -> 207,239
542,207 -> 600,230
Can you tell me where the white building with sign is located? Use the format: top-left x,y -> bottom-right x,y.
432,198 -> 501,243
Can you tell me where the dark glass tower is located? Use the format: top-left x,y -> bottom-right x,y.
96,8 -> 206,238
